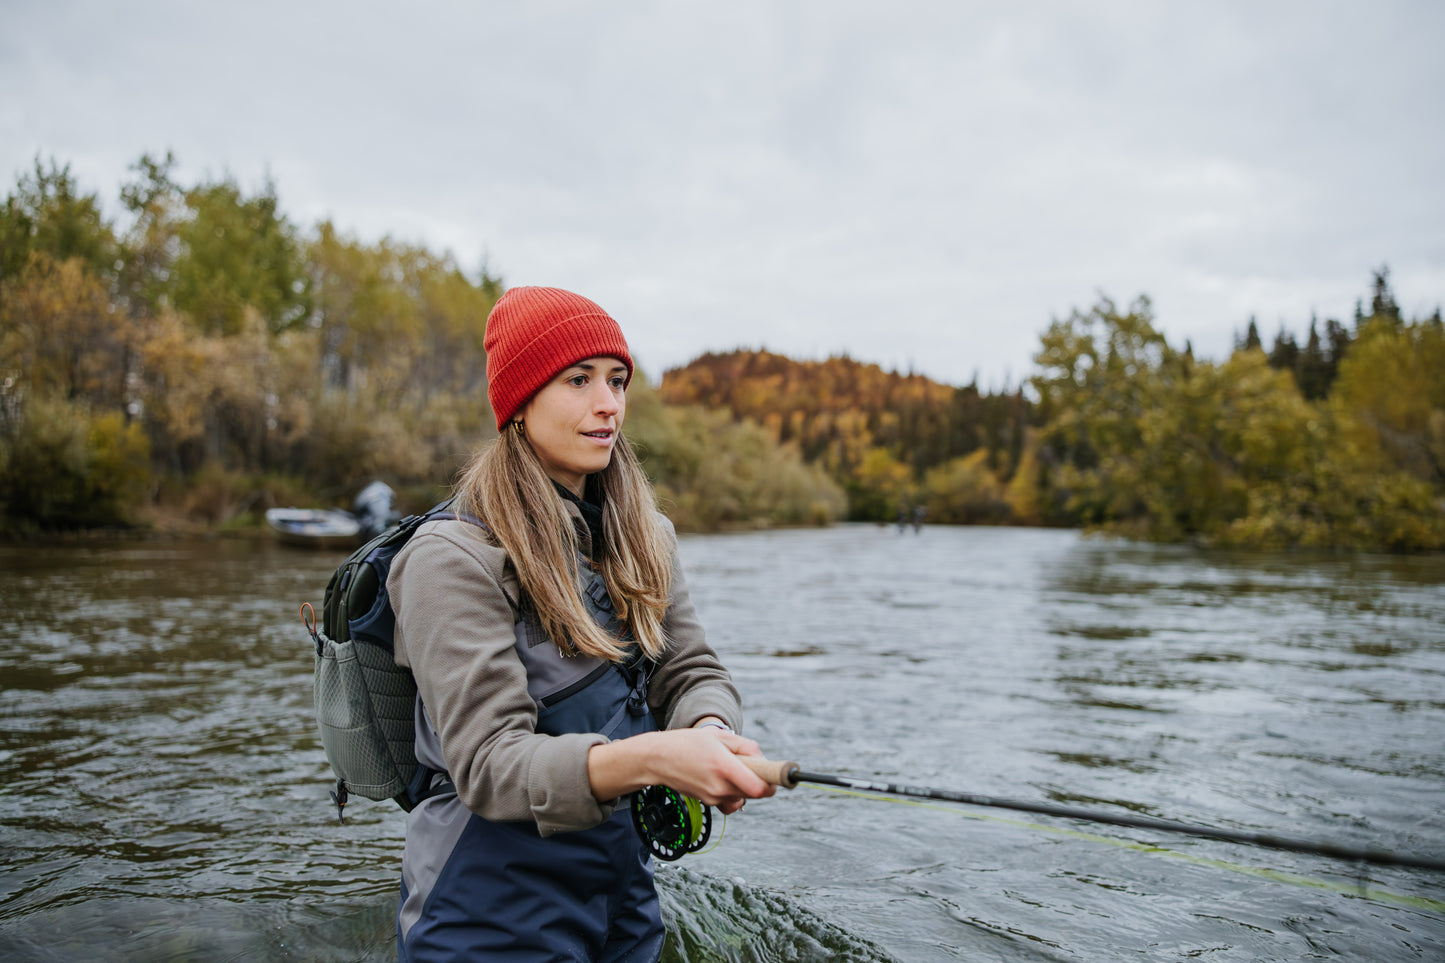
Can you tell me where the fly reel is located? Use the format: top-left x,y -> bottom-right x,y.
630,785 -> 713,861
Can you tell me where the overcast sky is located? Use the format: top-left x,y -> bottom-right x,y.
4,1 -> 1442,388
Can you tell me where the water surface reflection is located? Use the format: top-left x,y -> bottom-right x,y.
1,529 -> 1441,960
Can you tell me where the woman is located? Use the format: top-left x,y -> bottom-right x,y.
387,286 -> 773,961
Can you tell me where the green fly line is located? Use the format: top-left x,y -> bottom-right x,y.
811,783 -> 1445,915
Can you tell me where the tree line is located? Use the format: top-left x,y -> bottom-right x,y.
0,154 -> 840,534
3,154 -> 1441,549
1031,282 -> 1444,551
659,351 -> 1031,525
659,268 -> 1444,551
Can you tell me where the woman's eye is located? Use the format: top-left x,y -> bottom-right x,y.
610,377 -> 627,389
568,375 -> 588,386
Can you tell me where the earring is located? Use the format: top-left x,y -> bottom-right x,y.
512,420 -> 525,437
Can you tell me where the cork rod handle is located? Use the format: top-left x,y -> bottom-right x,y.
741,756 -> 800,789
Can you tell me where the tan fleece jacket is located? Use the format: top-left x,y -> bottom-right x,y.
387,508 -> 742,835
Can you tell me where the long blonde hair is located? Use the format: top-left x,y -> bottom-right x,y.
455,427 -> 674,661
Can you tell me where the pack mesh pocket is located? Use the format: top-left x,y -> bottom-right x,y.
315,633 -> 418,802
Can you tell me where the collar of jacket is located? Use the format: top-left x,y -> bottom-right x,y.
553,481 -> 605,562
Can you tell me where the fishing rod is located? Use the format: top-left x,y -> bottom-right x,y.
734,758 -> 1445,873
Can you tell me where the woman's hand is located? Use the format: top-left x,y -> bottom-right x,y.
587,727 -> 777,813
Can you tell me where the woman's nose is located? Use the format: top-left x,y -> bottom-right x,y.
591,382 -> 620,414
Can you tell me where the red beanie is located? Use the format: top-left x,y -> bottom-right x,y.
484,286 -> 634,429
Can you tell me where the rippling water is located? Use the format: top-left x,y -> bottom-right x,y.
1,526 -> 1442,961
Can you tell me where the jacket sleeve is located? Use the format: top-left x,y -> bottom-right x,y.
388,521 -> 615,835
645,517 -> 744,732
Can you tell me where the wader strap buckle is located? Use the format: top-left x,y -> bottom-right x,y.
625,654 -> 652,717
330,779 -> 349,825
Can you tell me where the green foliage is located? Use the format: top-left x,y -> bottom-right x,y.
301,394 -> 437,491
4,155 -> 1440,551
627,375 -> 845,530
1032,295 -> 1174,525
0,157 -> 117,284
0,154 -> 842,535
1003,439 -> 1043,525
660,349 -> 1029,521
1233,270 -> 1424,403
117,152 -> 184,320
88,409 -> 152,518
921,449 -> 1009,524
0,394 -> 150,531
1330,313 -> 1445,485
848,448 -> 914,522
1,253 -> 134,409
308,222 -> 492,408
179,461 -> 266,525
171,178 -> 310,335
1216,459 -> 1445,552
1031,286 -> 1445,551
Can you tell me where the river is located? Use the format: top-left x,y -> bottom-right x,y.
1,525 -> 1442,961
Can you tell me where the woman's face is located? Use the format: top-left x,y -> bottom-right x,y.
518,356 -> 628,496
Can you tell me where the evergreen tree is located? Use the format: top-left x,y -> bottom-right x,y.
1325,318 -> 1351,385
1297,317 -> 1329,400
1268,326 -> 1299,374
1239,316 -> 1263,351
1369,265 -> 1401,323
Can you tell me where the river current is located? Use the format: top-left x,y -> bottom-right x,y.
1,524 -> 1442,961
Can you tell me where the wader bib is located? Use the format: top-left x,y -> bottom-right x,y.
397,563 -> 663,963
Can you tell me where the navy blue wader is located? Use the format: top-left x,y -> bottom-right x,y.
397,567 -> 665,963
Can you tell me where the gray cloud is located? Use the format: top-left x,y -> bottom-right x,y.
5,0 -> 1442,387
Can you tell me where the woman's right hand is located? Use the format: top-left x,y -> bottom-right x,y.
587,727 -> 776,812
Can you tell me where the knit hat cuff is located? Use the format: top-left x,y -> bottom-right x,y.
486,301 -> 633,428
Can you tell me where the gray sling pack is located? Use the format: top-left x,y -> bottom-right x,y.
307,498 -> 479,821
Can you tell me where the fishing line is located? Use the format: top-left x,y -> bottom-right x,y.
637,756 -> 1444,913
810,783 -> 1445,915
780,767 -> 1445,874
732,757 -> 1444,911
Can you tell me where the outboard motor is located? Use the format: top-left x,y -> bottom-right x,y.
352,481 -> 398,537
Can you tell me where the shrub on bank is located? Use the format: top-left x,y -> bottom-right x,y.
0,395 -> 150,531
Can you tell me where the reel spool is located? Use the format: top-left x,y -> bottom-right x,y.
630,785 -> 713,861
